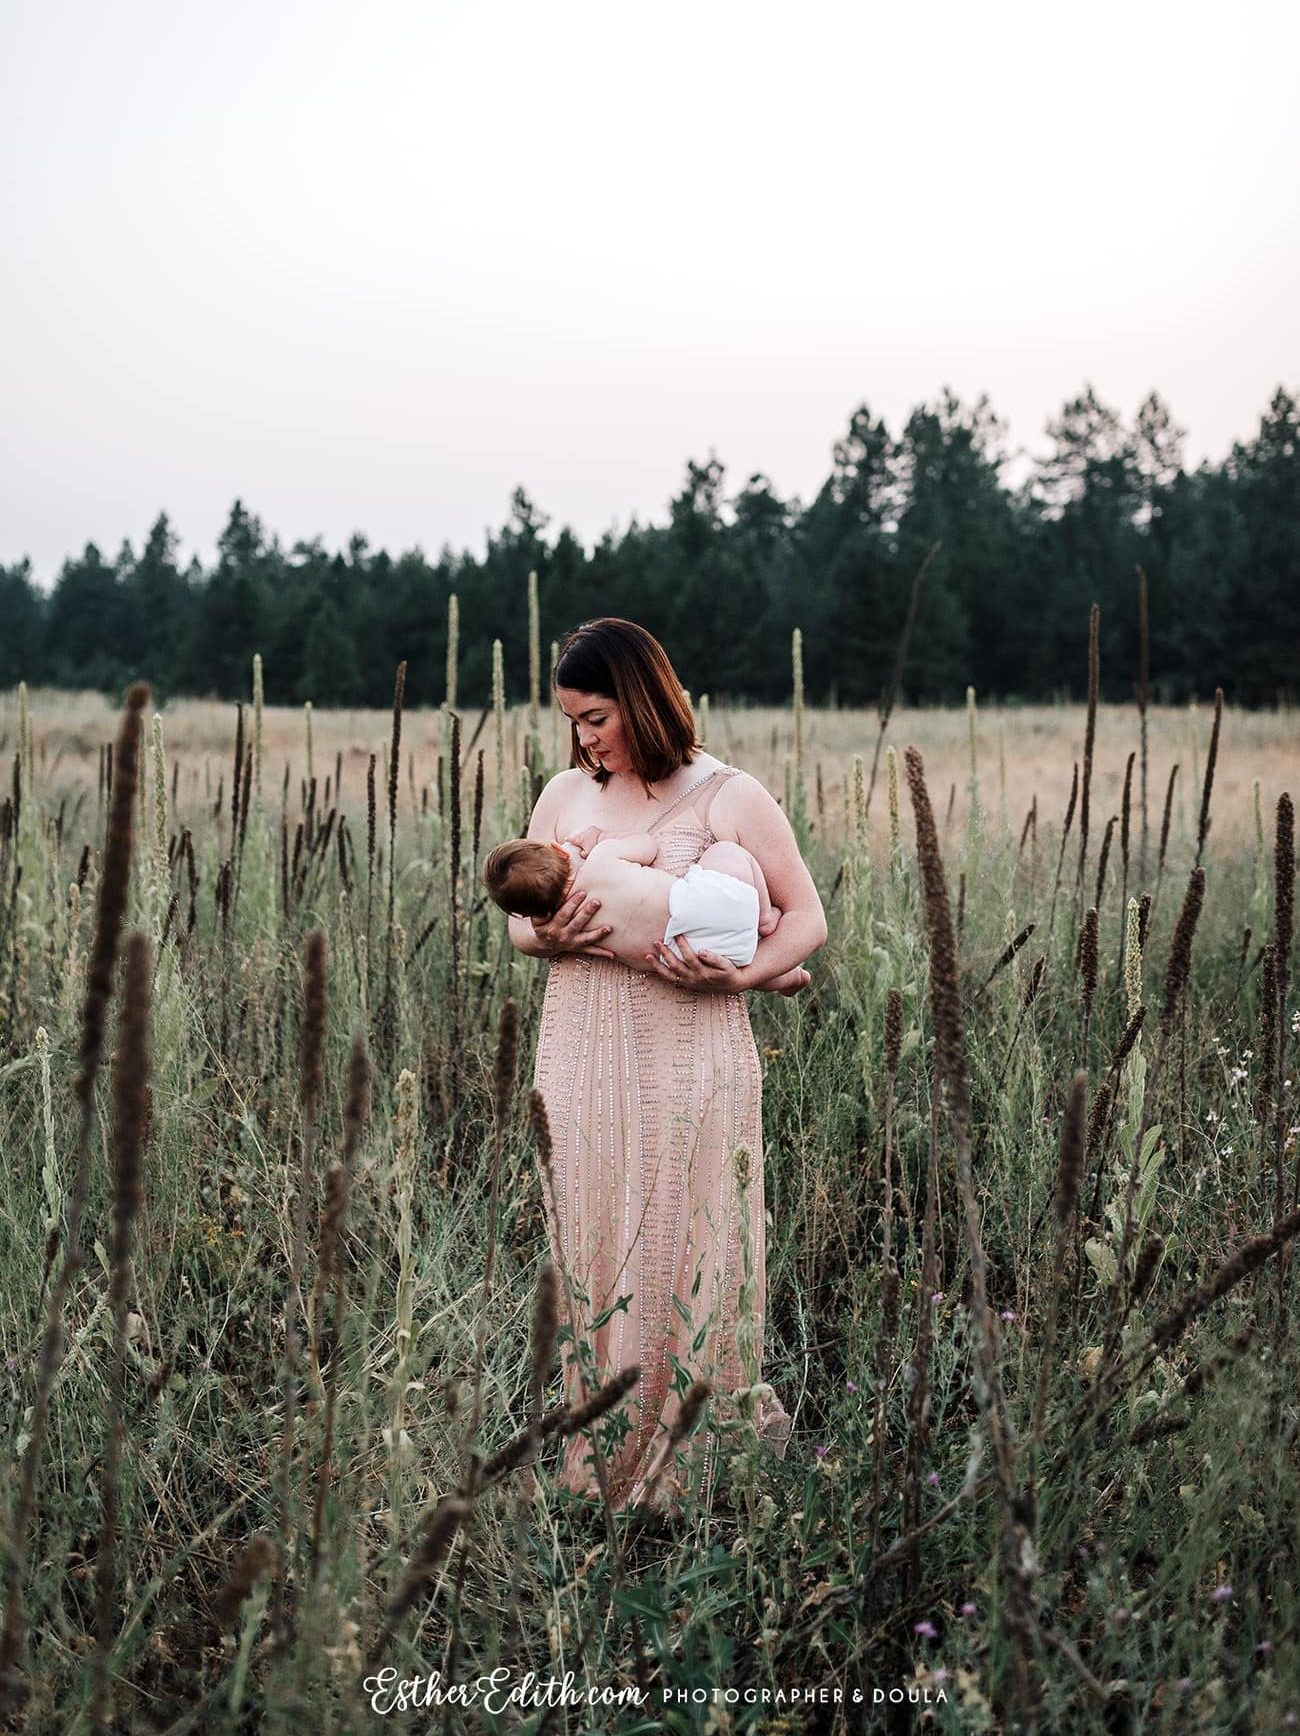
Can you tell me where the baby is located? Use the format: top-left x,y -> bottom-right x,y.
483,825 -> 810,994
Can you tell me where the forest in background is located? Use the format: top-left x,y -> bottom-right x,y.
2,383 -> 1296,709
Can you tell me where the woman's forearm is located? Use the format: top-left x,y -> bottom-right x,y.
508,914 -> 549,958
734,906 -> 827,991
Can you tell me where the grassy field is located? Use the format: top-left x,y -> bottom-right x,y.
0,669 -> 1297,1733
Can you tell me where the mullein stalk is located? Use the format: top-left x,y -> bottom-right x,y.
1116,751 -> 1134,993
790,629 -> 808,842
444,1002 -> 519,1694
385,1066 -> 420,1527
1153,762 -> 1179,919
1124,898 -> 1143,1025
903,744 -> 1039,1723
92,930 -> 152,1735
1195,687 -> 1223,869
151,715 -> 168,925
527,570 -> 541,746
445,593 -> 459,710
1076,602 -> 1099,898
965,685 -> 982,841
0,681 -> 148,1709
252,652 -> 264,804
549,639 -> 560,770
492,640 -> 506,838
871,989 -> 905,1553
382,662 -> 406,1049
272,927 -> 327,1646
1047,762 -> 1080,943
863,539 -> 937,820
1029,1068 -> 1086,1462
1136,564 -> 1150,881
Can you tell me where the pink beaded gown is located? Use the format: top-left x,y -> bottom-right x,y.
531,765 -> 793,1510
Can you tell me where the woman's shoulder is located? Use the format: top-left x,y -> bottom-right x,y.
530,767 -> 588,834
706,766 -> 779,830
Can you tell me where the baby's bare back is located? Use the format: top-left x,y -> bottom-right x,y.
569,847 -> 675,969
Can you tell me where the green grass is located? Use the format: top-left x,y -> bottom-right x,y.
0,688 -> 1297,1734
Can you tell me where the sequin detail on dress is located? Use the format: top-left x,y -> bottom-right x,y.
531,767 -> 793,1509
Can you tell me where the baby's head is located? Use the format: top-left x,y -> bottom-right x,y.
482,838 -> 575,920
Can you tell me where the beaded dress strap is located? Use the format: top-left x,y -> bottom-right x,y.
645,766 -> 736,833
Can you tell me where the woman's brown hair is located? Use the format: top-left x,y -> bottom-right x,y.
482,839 -> 572,919
554,618 -> 699,788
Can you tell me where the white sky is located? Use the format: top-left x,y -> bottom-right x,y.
2,0 -> 1297,587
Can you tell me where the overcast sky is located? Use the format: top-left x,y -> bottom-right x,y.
2,0 -> 1297,588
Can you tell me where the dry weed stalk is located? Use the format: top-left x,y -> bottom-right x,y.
871,988 -> 905,1552
1136,565 -> 1150,879
1030,1069 -> 1086,1460
309,1031 -> 372,1583
863,540 -> 937,821
0,680 -> 148,1711
91,929 -> 152,1736
902,743 -> 1039,1724
1047,761 -> 1079,941
1076,602 -> 1099,897
1195,687 -> 1223,869
271,927 -> 327,1645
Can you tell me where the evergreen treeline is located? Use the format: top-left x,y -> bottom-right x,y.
3,384 -> 1297,707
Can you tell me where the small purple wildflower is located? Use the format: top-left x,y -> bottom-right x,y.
913,1620 -> 938,1640
1210,1585 -> 1234,1605
929,1667 -> 950,1683
1257,1640 -> 1273,1655
999,1309 -> 1017,1322
814,1445 -> 828,1460
931,1292 -> 945,1305
959,1602 -> 977,1618
926,1471 -> 940,1487
845,1380 -> 858,1392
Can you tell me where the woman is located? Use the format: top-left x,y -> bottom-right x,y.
508,618 -> 828,1510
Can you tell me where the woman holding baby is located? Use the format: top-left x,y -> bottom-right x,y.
503,617 -> 827,1511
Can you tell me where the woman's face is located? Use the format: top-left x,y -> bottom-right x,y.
555,686 -> 628,775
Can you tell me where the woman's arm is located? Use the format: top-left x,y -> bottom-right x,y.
644,772 -> 827,993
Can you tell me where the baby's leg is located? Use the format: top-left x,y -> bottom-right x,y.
696,841 -> 780,934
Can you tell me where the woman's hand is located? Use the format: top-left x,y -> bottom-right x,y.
643,935 -> 746,993
530,889 -> 615,959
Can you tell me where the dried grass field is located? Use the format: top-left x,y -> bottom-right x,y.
0,659 -> 1297,1733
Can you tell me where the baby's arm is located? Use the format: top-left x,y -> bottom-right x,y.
564,824 -> 606,858
592,832 -> 660,867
